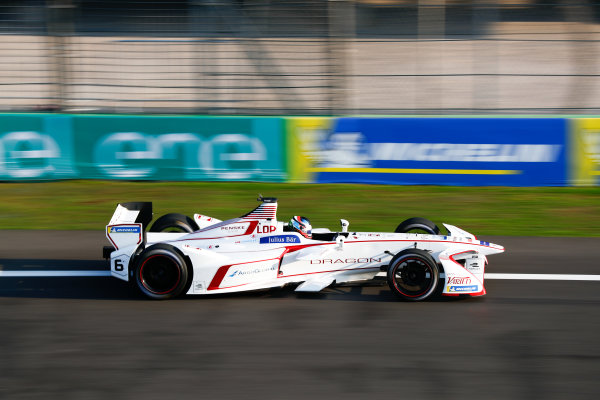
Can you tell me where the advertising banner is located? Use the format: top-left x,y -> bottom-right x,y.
285,117 -> 332,182
0,114 -> 77,180
570,119 -> 600,186
1,114 -> 574,186
292,118 -> 568,186
0,115 -> 287,182
72,116 -> 286,181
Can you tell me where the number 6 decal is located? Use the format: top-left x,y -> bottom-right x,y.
114,259 -> 124,271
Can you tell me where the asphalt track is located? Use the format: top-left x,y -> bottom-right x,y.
1,231 -> 599,400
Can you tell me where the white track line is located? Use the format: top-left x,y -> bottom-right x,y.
0,270 -> 111,277
486,273 -> 600,281
1,271 -> 599,281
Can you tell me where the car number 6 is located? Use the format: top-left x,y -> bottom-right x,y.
114,259 -> 124,271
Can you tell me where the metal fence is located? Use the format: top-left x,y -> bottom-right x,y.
1,0 -> 600,115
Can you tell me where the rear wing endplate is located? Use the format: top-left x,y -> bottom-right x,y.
106,202 -> 153,251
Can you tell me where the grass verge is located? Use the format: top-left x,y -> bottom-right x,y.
1,181 -> 599,236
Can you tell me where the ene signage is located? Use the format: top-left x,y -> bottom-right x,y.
0,115 -> 75,180
0,115 -> 286,182
73,116 -> 285,181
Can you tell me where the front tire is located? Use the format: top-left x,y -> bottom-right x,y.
387,249 -> 439,301
149,213 -> 199,233
134,243 -> 191,299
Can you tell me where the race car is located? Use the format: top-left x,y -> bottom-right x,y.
104,197 -> 504,301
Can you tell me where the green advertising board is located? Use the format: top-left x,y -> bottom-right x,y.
0,114 -> 77,180
0,114 -> 286,182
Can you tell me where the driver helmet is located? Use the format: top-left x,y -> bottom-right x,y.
289,216 -> 312,239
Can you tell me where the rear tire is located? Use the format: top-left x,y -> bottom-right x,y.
149,213 -> 199,233
387,249 -> 439,301
395,217 -> 440,235
134,243 -> 191,299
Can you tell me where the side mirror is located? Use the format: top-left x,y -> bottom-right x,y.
340,219 -> 349,233
336,234 -> 344,250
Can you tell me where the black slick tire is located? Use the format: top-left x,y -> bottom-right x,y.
387,249 -> 439,301
149,213 -> 199,233
394,217 -> 440,235
134,243 -> 191,299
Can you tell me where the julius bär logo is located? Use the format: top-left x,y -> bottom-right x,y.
259,235 -> 300,244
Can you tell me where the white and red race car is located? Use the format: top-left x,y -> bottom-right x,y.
104,197 -> 504,301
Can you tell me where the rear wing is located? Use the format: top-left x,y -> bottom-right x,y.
106,202 -> 153,253
108,202 -> 153,226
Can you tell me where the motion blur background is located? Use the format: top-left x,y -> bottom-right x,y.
1,5 -> 600,399
2,0 -> 600,115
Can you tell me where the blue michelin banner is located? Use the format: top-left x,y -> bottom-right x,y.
309,118 -> 568,186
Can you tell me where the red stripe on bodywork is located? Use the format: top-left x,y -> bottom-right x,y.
442,288 -> 486,297
207,253 -> 285,291
244,220 -> 259,234
207,265 -> 232,291
276,248 -> 291,276
283,238 -> 499,254
279,266 -> 380,279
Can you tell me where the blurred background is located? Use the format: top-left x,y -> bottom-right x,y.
2,0 -> 600,115
1,5 -> 600,399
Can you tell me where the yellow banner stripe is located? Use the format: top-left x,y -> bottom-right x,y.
308,168 -> 521,175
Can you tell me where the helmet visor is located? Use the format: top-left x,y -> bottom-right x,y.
291,216 -> 312,238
